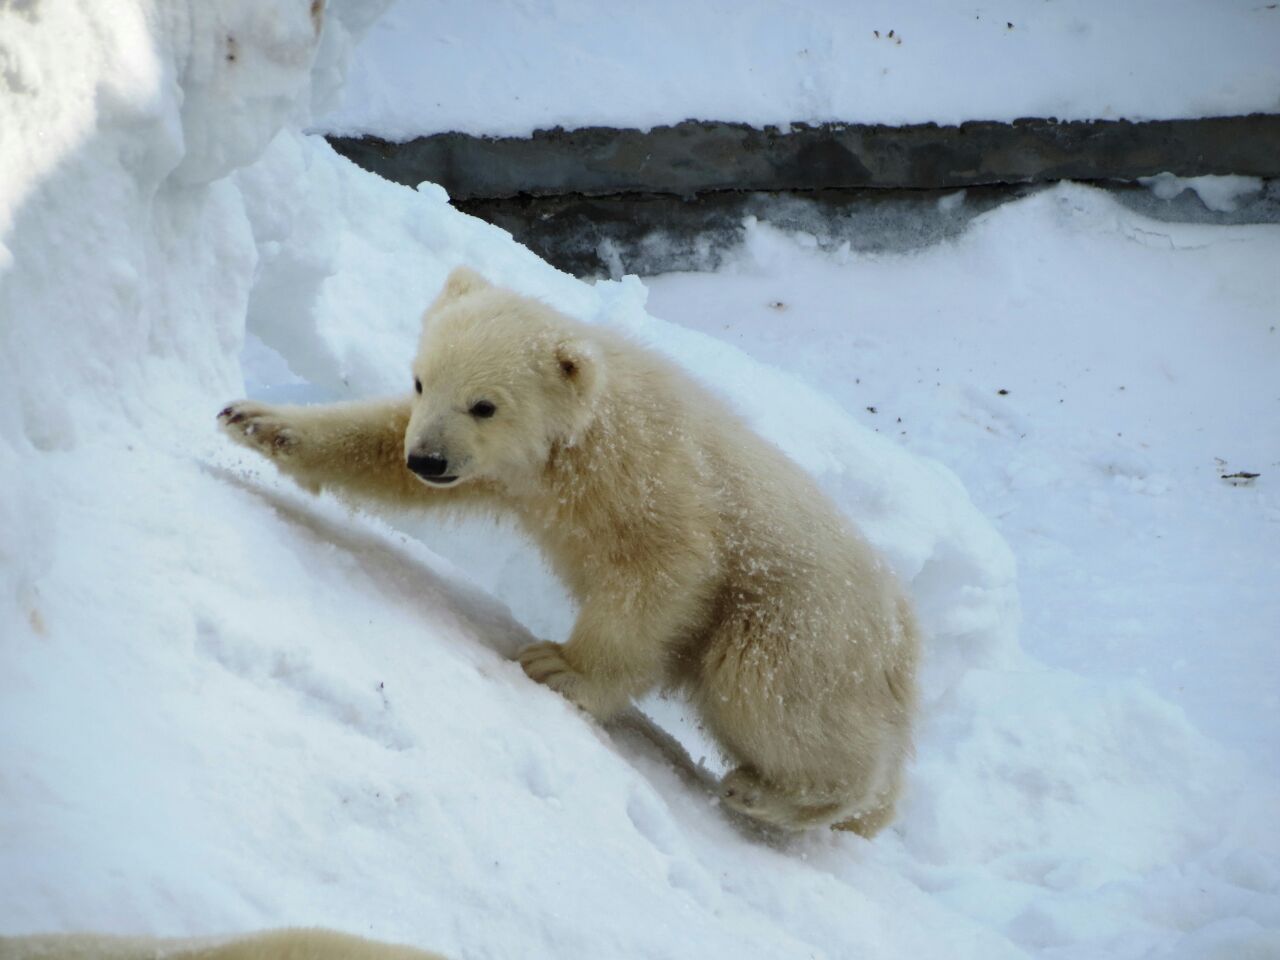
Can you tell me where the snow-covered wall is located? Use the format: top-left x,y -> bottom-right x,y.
2,3 -> 1276,959
318,0 -> 1280,139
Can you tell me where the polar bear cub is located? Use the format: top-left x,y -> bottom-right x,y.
0,929 -> 445,960
219,268 -> 919,835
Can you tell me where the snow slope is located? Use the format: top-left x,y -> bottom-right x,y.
2,3 -> 1278,960
319,0 -> 1280,139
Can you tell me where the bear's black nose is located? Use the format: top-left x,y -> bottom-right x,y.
407,453 -> 450,478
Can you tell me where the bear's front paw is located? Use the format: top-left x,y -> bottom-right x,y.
518,640 -> 579,686
517,641 -> 593,707
218,401 -> 300,460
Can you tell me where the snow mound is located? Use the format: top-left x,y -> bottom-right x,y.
2,3 -> 1275,959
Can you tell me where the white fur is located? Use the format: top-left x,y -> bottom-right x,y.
219,268 -> 920,834
0,929 -> 445,960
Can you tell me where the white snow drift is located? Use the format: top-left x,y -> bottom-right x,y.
1,3 -> 1277,960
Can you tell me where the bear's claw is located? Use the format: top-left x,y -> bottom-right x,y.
518,641 -> 598,712
517,641 -> 577,685
218,400 -> 299,458
719,767 -> 765,813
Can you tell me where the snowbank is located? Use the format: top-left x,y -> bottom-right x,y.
318,0 -> 1280,139
2,2 -> 1276,959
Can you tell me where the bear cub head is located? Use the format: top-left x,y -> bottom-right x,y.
405,267 -> 605,491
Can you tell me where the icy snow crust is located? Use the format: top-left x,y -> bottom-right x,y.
319,0 -> 1280,139
1,3 -> 1277,959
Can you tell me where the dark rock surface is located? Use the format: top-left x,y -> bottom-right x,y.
327,115 -> 1280,201
454,181 -> 1280,278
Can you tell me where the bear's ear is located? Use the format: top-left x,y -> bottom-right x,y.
554,338 -> 604,403
440,266 -> 491,302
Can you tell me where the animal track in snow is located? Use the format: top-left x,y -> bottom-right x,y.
625,788 -> 681,856
195,615 -> 416,752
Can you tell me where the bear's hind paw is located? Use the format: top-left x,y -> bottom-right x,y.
719,767 -> 848,831
719,767 -> 767,814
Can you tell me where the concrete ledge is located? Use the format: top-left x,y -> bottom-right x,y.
326,114 -> 1280,200
451,182 -> 1278,278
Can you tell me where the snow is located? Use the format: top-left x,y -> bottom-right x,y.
318,0 -> 1280,139
1140,173 -> 1267,213
3,2 -> 1279,960
645,192 -> 1280,767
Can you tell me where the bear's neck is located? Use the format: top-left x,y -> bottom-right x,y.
520,395 -> 651,593
541,400 -> 629,521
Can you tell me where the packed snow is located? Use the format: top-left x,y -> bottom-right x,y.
2,3 -> 1278,960
318,0 -> 1280,139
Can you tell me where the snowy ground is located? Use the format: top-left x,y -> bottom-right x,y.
3,3 -> 1279,960
319,0 -> 1280,138
646,189 -> 1280,769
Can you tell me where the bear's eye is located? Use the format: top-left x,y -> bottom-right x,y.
469,400 -> 497,419
414,377 -> 422,395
